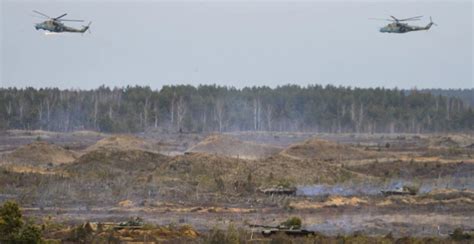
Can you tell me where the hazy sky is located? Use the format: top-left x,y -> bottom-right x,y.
1,0 -> 472,89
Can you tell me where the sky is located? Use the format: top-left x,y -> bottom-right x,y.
1,0 -> 472,90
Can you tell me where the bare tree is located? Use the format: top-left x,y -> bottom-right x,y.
215,97 -> 225,132
153,101 -> 159,128
265,103 -> 273,131
143,95 -> 150,128
253,97 -> 261,131
176,96 -> 187,132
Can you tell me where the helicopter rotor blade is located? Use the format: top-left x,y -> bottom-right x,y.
33,10 -> 50,19
398,16 -> 423,21
59,19 -> 84,22
390,16 -> 399,22
369,18 -> 393,21
54,13 -> 68,20
30,14 -> 48,19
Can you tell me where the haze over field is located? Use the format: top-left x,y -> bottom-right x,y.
1,0 -> 472,89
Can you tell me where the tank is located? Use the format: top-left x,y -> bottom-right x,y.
259,186 -> 297,196
114,217 -> 144,229
381,186 -> 417,196
250,224 -> 315,237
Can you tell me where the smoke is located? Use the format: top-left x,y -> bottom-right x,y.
298,177 -> 474,197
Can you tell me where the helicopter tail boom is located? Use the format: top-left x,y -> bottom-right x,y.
78,22 -> 92,33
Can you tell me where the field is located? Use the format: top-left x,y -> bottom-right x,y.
0,130 -> 473,242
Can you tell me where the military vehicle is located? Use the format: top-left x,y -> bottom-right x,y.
381,186 -> 417,196
372,16 -> 436,34
259,186 -> 297,196
113,217 -> 144,230
250,224 -> 315,237
33,10 -> 91,33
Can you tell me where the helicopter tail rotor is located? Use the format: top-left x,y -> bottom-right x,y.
430,16 -> 437,26
425,17 -> 436,30
81,22 -> 92,34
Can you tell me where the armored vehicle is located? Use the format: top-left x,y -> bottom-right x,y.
259,186 -> 297,196
250,224 -> 315,237
381,186 -> 417,196
114,217 -> 144,230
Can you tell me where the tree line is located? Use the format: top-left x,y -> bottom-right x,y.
0,85 -> 472,133
418,89 -> 474,108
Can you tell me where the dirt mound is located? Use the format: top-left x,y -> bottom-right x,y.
280,138 -> 375,161
71,130 -> 103,137
160,152 -> 359,195
6,129 -> 59,138
86,135 -> 155,152
424,189 -> 474,201
160,152 -> 247,183
65,147 -> 169,178
6,141 -> 77,165
290,196 -> 368,209
186,134 -> 281,159
429,136 -> 460,148
348,160 -> 474,179
256,154 -> 360,185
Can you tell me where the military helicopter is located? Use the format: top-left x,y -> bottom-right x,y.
33,10 -> 91,33
372,16 -> 436,34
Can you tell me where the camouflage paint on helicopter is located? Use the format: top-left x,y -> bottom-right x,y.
373,16 -> 436,34
33,10 -> 91,33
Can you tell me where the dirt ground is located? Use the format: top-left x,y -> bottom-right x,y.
0,130 -> 473,240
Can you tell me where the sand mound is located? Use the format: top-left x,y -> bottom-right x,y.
86,135 -> 155,152
6,141 -> 77,165
186,134 -> 281,159
280,138 -> 374,161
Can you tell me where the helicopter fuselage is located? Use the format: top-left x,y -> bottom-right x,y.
35,20 -> 89,33
380,22 -> 433,33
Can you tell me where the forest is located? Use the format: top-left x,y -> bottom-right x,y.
0,85 -> 472,133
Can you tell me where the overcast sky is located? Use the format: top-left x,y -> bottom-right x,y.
1,0 -> 472,90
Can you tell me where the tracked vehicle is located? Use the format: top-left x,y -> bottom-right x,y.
250,224 -> 315,237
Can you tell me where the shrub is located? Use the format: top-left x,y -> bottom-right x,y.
280,217 -> 302,229
17,224 -> 42,243
205,228 -> 226,244
450,228 -> 472,240
204,225 -> 244,244
0,201 -> 23,241
0,201 -> 43,243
